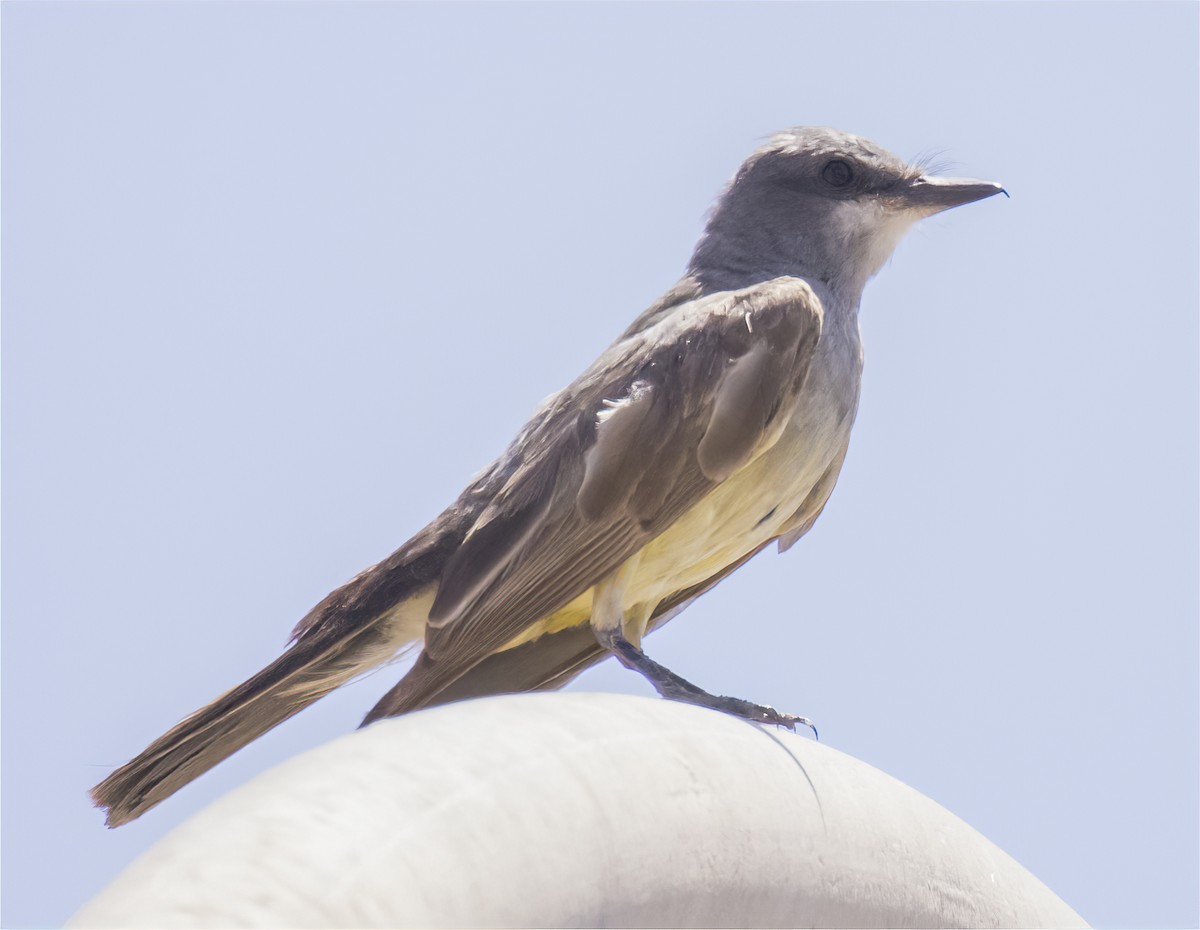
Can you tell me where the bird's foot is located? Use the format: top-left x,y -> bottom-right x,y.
597,627 -> 818,738
659,676 -> 817,736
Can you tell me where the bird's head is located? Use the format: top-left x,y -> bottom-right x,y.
690,127 -> 1004,297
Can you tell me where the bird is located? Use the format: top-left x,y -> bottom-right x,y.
91,126 -> 1004,827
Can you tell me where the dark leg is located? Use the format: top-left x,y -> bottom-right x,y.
594,624 -> 817,737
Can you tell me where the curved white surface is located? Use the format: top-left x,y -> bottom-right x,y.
71,692 -> 1087,929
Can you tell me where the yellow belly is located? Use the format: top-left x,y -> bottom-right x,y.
497,411 -> 844,652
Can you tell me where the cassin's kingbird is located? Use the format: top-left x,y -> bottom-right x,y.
93,127 -> 1004,826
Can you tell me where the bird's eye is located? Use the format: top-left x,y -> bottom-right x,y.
821,159 -> 854,188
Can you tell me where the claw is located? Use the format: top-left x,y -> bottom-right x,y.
773,711 -> 818,740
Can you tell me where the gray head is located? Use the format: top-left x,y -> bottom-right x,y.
689,127 -> 1003,298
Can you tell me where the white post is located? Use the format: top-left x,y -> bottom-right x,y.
71,692 -> 1087,929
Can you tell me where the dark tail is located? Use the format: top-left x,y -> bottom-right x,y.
89,502 -> 477,827
91,619 -> 402,827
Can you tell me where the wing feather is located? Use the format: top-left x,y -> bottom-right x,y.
422,276 -> 823,670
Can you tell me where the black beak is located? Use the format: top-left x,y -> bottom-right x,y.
903,175 -> 1007,214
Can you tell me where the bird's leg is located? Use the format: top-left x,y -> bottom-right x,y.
591,560 -> 816,736
595,624 -> 815,734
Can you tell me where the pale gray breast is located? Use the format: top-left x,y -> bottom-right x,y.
784,307 -> 863,460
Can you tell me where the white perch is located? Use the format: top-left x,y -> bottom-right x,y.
71,692 -> 1087,929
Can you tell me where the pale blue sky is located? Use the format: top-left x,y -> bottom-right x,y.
3,3 -> 1197,928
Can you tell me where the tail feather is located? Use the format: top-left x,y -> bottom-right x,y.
91,622 -> 397,828
90,510 -> 466,827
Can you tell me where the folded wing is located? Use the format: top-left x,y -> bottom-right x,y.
367,276 -> 825,718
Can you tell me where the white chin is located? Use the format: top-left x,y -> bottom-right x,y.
832,200 -> 918,282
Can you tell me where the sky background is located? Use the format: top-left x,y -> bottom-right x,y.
3,3 -> 1197,928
